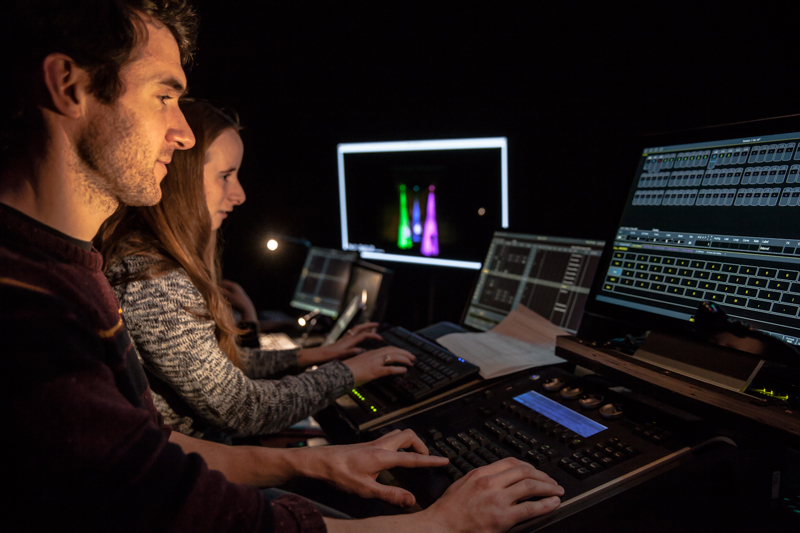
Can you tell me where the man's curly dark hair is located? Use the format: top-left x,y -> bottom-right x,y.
0,0 -> 199,165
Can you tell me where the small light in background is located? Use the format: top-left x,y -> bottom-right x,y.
297,317 -> 307,327
266,239 -> 279,251
478,207 -> 486,216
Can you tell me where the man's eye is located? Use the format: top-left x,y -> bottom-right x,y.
159,95 -> 172,105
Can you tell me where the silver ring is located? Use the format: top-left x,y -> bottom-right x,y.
347,330 -> 355,336
384,354 -> 391,365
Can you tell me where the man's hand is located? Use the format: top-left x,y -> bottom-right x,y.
324,458 -> 563,533
422,458 -> 563,532
296,322 -> 384,367
295,429 -> 448,507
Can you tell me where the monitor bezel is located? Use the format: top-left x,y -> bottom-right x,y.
337,137 -> 509,270
288,246 -> 359,318
582,113 -> 800,340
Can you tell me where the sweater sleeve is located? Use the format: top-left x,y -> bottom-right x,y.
117,269 -> 354,437
239,346 -> 300,379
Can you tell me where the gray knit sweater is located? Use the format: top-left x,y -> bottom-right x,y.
107,255 -> 353,438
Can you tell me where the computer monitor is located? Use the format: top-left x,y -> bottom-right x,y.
342,261 -> 392,325
289,247 -> 358,318
588,115 -> 800,346
463,232 -> 605,333
322,261 -> 393,345
337,137 -> 509,270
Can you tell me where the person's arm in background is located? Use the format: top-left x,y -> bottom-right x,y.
123,270 -> 416,436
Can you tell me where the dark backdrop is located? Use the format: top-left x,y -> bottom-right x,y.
186,1 -> 800,330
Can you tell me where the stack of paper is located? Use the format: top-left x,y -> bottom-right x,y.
436,305 -> 567,379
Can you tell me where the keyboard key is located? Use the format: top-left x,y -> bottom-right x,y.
698,281 -> 716,290
736,287 -> 758,297
711,273 -> 728,282
757,268 -> 776,278
680,279 -> 698,288
664,267 -> 678,275
759,290 -> 781,301
725,295 -> 748,307
652,284 -> 667,292
685,289 -> 703,298
739,265 -> 757,275
747,300 -> 771,311
730,276 -> 748,285
679,269 -> 692,277
717,284 -> 735,293
769,280 -> 790,290
747,278 -> 768,287
677,259 -> 690,267
777,270 -> 799,281
668,287 -> 685,295
648,265 -> 663,273
772,303 -> 799,316
782,293 -> 800,304
662,258 -> 675,265
690,261 -> 706,269
705,292 -> 724,302
706,262 -> 722,270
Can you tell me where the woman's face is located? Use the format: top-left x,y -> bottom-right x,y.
203,128 -> 245,231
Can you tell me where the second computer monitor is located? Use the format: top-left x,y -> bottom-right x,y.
289,247 -> 358,318
464,232 -> 605,333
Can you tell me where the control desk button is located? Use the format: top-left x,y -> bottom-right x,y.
560,386 -> 583,400
427,428 -> 443,441
579,394 -> 604,409
542,377 -> 566,392
599,403 -> 624,419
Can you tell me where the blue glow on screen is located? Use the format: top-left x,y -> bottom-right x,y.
513,390 -> 607,438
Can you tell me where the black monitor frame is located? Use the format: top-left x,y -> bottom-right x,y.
581,113 -> 800,345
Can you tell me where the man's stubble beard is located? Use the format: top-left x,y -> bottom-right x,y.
75,102 -> 165,210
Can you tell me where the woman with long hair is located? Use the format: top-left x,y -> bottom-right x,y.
100,99 -> 413,440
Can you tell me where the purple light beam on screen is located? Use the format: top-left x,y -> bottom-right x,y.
412,186 -> 422,243
421,185 -> 439,257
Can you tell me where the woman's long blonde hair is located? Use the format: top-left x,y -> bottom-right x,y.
100,99 -> 245,366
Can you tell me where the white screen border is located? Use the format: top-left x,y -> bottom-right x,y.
337,137 -> 509,270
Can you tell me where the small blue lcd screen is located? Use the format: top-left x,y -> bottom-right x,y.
514,390 -> 607,438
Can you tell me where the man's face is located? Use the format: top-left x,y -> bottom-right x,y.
77,17 -> 195,206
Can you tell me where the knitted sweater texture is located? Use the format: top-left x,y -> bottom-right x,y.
108,254 -> 353,438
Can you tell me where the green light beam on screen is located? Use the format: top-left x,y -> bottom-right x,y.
397,184 -> 412,249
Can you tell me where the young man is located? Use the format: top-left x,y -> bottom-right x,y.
0,1 -> 563,531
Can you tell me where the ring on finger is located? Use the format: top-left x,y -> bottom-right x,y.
384,354 -> 391,365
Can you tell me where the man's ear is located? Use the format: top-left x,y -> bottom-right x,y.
41,53 -> 91,120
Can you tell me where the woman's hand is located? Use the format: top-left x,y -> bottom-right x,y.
220,279 -> 258,323
341,345 -> 415,386
296,322 -> 383,367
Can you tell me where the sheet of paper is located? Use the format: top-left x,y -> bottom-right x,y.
437,305 -> 566,379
